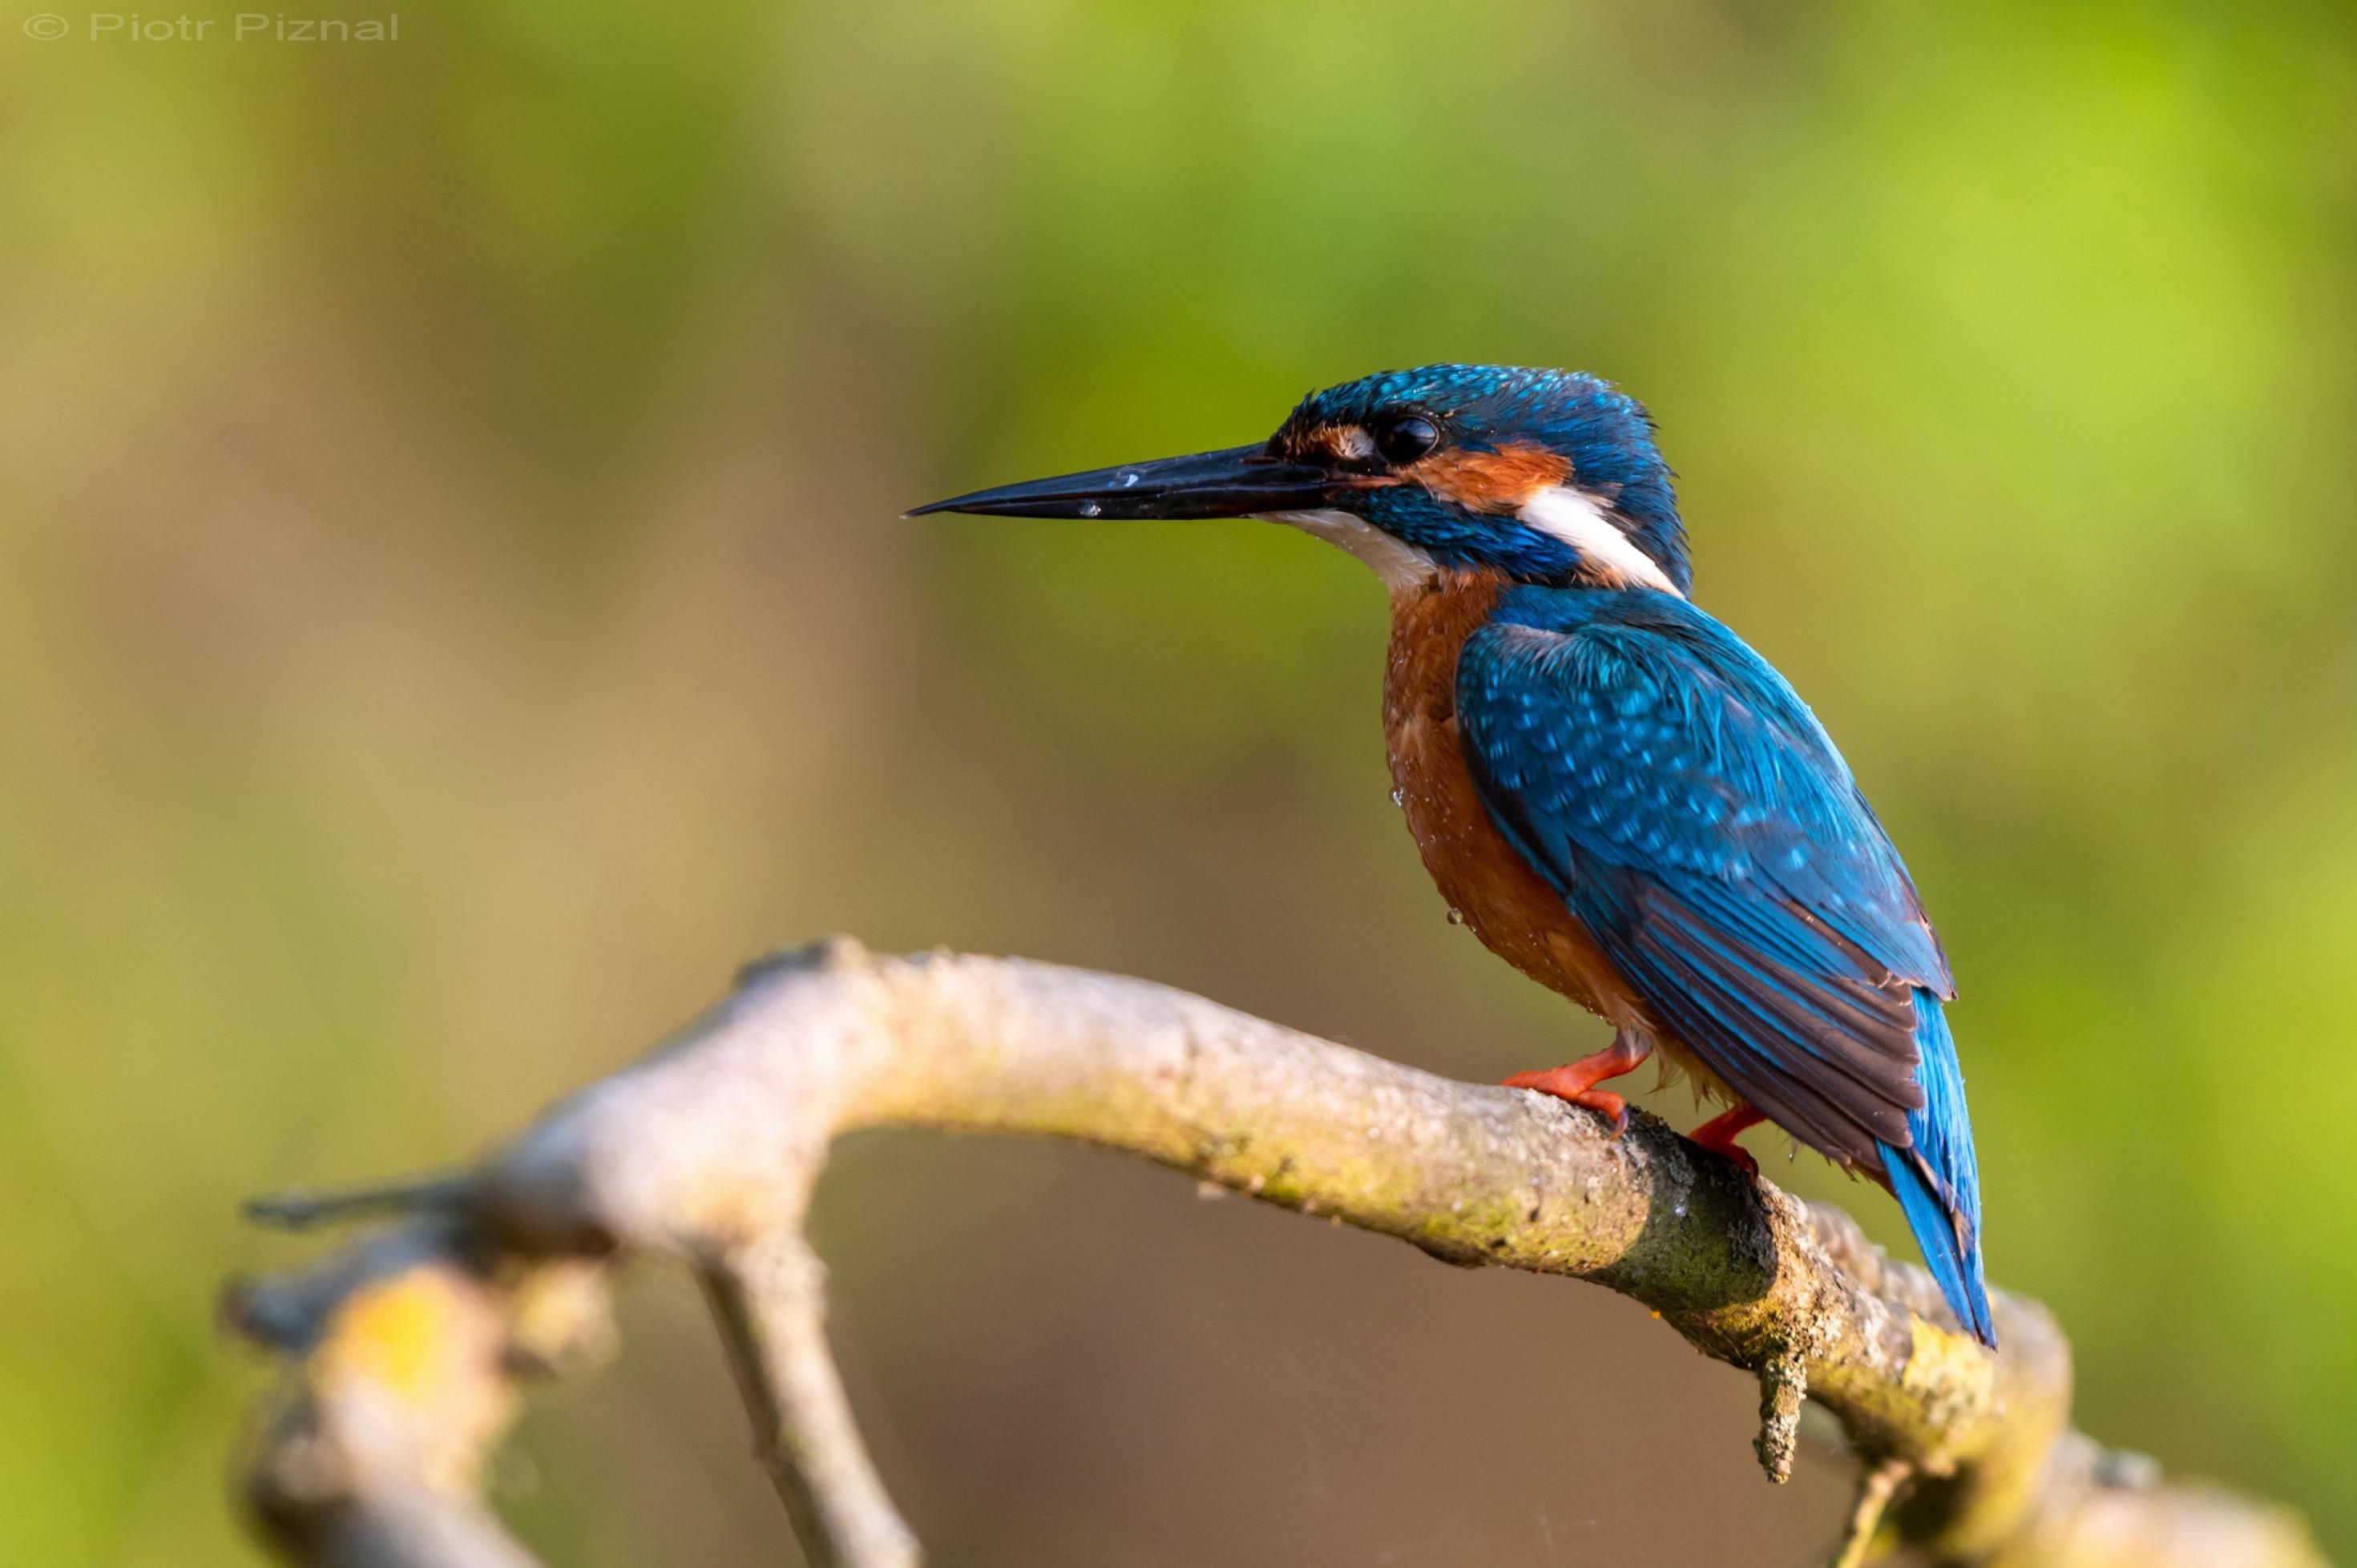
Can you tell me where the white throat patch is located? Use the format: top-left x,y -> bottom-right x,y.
1519,486 -> 1682,596
1265,508 -> 1439,592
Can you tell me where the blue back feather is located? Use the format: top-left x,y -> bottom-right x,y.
1456,585 -> 1994,1345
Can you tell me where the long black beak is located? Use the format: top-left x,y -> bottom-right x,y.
906,443 -> 1345,520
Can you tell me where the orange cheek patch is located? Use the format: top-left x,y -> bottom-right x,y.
1408,441 -> 1572,513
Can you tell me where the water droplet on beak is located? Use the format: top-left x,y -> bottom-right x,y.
1079,501 -> 1103,518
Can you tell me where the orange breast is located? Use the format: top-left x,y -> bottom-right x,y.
1382,573 -> 1649,1027
1376,578 -> 1734,1098
1383,575 -> 1734,1102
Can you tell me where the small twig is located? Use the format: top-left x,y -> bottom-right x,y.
244,1174 -> 478,1231
699,1234 -> 919,1568
1755,1348 -> 1808,1483
1827,1457 -> 1911,1568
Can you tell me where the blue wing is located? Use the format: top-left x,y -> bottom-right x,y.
1459,586 -> 1992,1343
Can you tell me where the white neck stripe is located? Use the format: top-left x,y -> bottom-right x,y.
1518,486 -> 1681,596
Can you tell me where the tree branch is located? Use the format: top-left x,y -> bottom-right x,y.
224,937 -> 2327,1567
698,1235 -> 918,1568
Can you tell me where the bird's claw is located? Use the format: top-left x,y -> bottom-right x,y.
1701,1140 -> 1758,1179
1686,1103 -> 1767,1179
1502,1067 -> 1630,1137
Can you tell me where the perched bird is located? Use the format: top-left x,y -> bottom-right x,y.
910,365 -> 1993,1346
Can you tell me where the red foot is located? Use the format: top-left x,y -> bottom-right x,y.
1688,1102 -> 1766,1177
1502,1034 -> 1651,1136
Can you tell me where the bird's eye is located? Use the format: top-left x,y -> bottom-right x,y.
1374,415 -> 1439,465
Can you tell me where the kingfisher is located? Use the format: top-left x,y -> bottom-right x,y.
910,365 -> 1993,1346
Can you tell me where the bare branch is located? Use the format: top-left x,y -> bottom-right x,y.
699,1235 -> 919,1568
227,938 -> 2328,1568
1829,1457 -> 1911,1568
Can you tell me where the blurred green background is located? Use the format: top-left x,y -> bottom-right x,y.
3,1 -> 2354,1562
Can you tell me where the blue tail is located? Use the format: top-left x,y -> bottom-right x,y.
1878,991 -> 1994,1347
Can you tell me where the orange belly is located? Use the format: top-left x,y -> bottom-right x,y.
1382,572 -> 1730,1102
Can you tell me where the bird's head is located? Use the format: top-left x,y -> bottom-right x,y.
910,364 -> 1689,597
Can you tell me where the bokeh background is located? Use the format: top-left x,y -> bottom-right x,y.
3,2 -> 2354,1562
